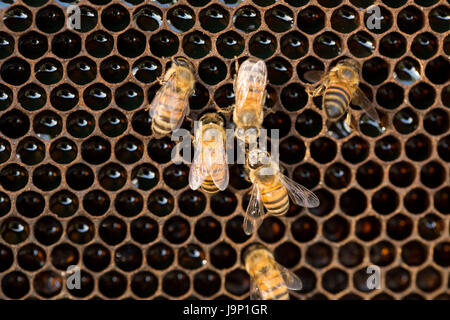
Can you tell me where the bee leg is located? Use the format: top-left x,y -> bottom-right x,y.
345,112 -> 358,132
306,84 -> 324,98
263,106 -> 274,115
218,104 -> 234,115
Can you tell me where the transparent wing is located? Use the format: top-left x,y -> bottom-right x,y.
205,136 -> 229,191
250,280 -> 261,300
303,70 -> 325,84
275,263 -> 302,291
148,87 -> 163,118
189,145 -> 207,190
279,174 -> 320,208
235,59 -> 267,109
243,184 -> 264,236
352,87 -> 381,124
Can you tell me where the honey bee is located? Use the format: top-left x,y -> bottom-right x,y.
148,57 -> 195,138
232,57 -> 267,142
189,112 -> 229,194
244,149 -> 320,235
244,244 -> 302,300
305,59 -> 383,132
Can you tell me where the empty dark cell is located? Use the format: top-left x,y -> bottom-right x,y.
34,216 -> 62,245
66,163 -> 94,191
16,191 -> 45,218
322,268 -> 348,293
225,269 -> 249,296
162,270 -> 189,297
297,56 -> 325,84
83,243 -> 111,272
199,4 -> 229,33
67,57 -> 97,85
280,31 -> 308,60
317,0 -> 342,6
99,271 -> 127,298
3,6 -> 32,32
149,30 -> 179,58
98,163 -> 127,191
433,242 -> 450,267
16,137 -> 45,165
340,188 -> 367,217
0,192 -> 11,218
18,31 -> 48,60
199,57 -> 227,85
18,82 -> 47,111
0,84 -> 13,111
163,164 -> 189,191
211,242 -> 237,269
163,216 -> 190,244
115,134 -> 144,164
397,6 -> 424,34
353,268 -> 377,293
434,187 -> 450,215
437,135 -> 450,162
347,31 -> 375,58
363,5 -> 393,34
75,6 -> 99,33
372,187 -> 399,215
130,164 -> 159,191
101,4 -> 130,32
81,136 -> 111,165
233,6 -> 260,33
394,57 -> 421,86
386,267 -> 411,292
420,161 -> 446,188
214,83 -> 234,109
342,136 -> 369,164
295,109 -> 321,137
210,190 -> 237,217
178,244 -> 207,270
0,244 -> 13,272
117,29 -> 146,58
266,57 -> 292,86
362,58 -> 389,86
425,56 -> 450,85
225,216 -> 250,244
99,216 -> 127,246
85,30 -> 114,58
325,162 -> 351,189
131,109 -> 152,136
293,163 -> 320,190
67,110 -> 95,139
99,109 -> 127,138
323,215 -> 349,242
306,242 -> 332,268
177,190 -> 206,217
189,82 -> 209,110
83,190 -> 110,216
372,293 -> 394,301
130,216 -> 158,244
32,164 -> 61,191
50,138 -> 77,164
1,272 -> 29,299
51,243 -> 79,270
417,267 -> 442,293
194,270 -> 221,296
35,58 -> 63,85
248,31 -> 276,59
131,271 -> 158,298
1,58 -> 31,86
0,32 -> 14,60
132,57 -> 162,84
390,161 -> 417,188
67,270 -> 95,298
265,5 -> 293,33
429,5 -> 450,33
279,136 -> 305,164
52,31 -> 81,59
195,216 -> 222,244
33,110 -> 62,140
0,163 -> 28,192
167,5 -> 195,33
411,32 -> 438,60
418,213 -> 444,240
258,217 -> 285,244
50,84 -> 79,112
115,243 -> 142,271
148,190 -> 174,217
100,56 -> 129,84
402,240 -> 428,266
407,134 -> 433,162
229,164 -> 251,190
379,32 -> 406,58
183,31 -> 211,59
273,242 -> 300,268
370,241 -> 395,266
18,244 -> 46,271
330,5 -> 358,33
291,216 -> 317,243
298,6 -> 325,34
409,82 -> 436,110
147,242 -> 174,270
310,137 -> 337,164
404,188 -> 430,214
355,216 -> 381,241
309,188 -> 334,217
134,5 -> 162,31
424,108 -> 449,136
393,108 -> 419,135
67,216 -> 95,244
313,32 -> 341,59
387,213 -> 413,240
34,270 -> 63,298
283,84 -> 308,112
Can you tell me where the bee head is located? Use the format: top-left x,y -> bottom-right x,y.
242,243 -> 268,266
173,56 -> 195,73
199,112 -> 225,128
247,149 -> 270,170
338,59 -> 360,80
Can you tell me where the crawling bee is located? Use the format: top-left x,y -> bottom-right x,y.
244,244 -> 302,300
189,112 -> 229,194
305,59 -> 383,133
148,57 -> 195,138
232,57 -> 267,142
244,149 -> 320,235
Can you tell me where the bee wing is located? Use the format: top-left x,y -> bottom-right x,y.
205,137 -> 229,191
275,263 -> 303,291
249,280 -> 262,300
279,174 -> 320,208
243,183 -> 264,236
235,59 -> 267,108
188,146 -> 207,190
352,88 -> 381,124
148,88 -> 163,118
303,70 -> 325,84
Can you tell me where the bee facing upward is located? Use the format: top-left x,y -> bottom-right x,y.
244,244 -> 302,300
189,113 -> 229,194
233,58 -> 267,141
305,59 -> 382,132
244,149 -> 320,235
148,57 -> 195,138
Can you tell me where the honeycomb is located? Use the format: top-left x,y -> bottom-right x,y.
0,0 -> 449,300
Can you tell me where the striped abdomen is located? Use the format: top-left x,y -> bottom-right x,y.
257,272 -> 289,300
323,84 -> 352,121
151,88 -> 186,137
201,164 -> 227,194
259,179 -> 289,216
